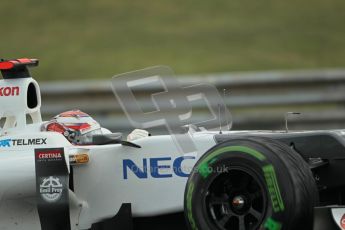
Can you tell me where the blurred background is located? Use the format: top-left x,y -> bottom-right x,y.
1,0 -> 345,133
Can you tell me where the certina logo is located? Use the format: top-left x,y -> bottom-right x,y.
39,176 -> 63,203
0,86 -> 19,97
38,152 -> 62,159
37,150 -> 62,162
0,138 -> 47,147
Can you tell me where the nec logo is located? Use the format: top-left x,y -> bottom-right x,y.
123,156 -> 196,179
0,87 -> 19,96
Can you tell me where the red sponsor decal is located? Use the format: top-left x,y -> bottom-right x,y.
341,214 -> 345,229
0,58 -> 38,70
37,150 -> 62,160
0,87 -> 20,96
59,110 -> 89,117
16,58 -> 32,63
65,123 -> 91,132
46,123 -> 66,134
0,61 -> 14,70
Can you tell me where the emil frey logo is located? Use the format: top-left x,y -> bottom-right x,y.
39,176 -> 63,203
0,86 -> 19,97
0,138 -> 47,147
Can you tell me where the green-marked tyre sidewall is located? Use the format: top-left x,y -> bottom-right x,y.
184,139 -> 300,230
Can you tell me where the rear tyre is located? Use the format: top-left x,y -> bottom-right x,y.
184,137 -> 318,230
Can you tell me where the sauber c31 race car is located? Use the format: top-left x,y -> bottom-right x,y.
0,58 -> 344,230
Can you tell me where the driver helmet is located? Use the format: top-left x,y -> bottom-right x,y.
43,110 -> 102,145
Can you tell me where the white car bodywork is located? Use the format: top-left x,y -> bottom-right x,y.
1,61 -> 345,230
0,72 -> 219,229
0,125 -> 216,230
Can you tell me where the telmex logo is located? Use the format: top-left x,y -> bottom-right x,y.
123,156 -> 196,179
0,138 -> 47,147
0,87 -> 19,97
0,139 -> 11,147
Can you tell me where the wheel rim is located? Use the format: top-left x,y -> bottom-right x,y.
205,167 -> 267,230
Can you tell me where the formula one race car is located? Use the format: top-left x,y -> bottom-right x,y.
0,58 -> 344,230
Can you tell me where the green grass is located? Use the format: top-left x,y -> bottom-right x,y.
1,0 -> 345,80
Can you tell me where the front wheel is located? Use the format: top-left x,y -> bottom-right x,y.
184,137 -> 318,230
